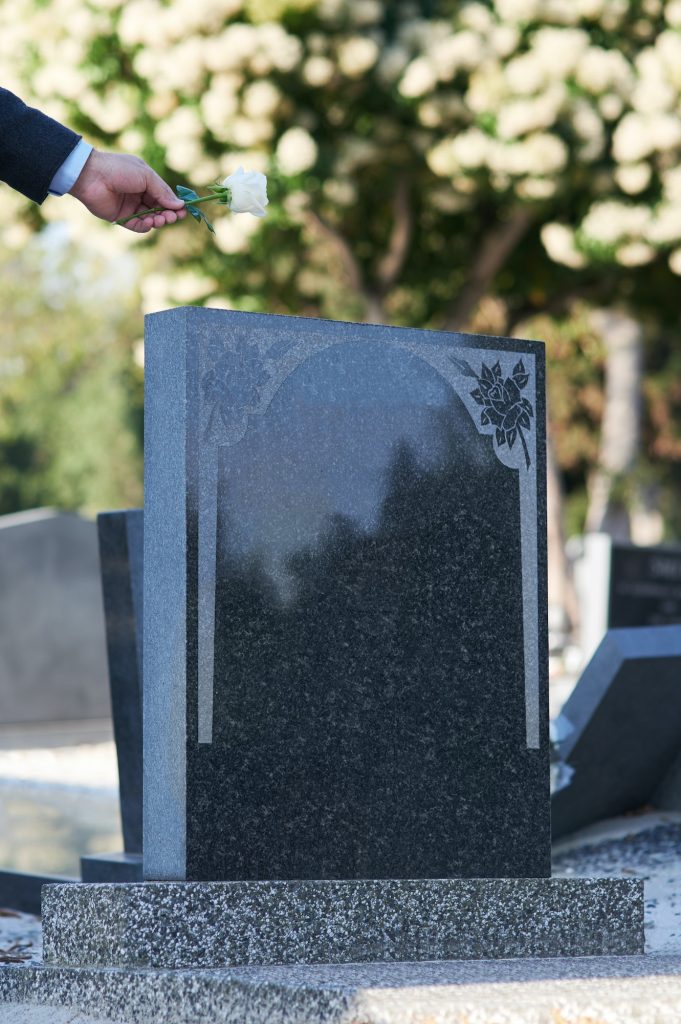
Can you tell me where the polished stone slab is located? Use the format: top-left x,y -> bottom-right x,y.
80,854 -> 143,884
42,878 -> 643,969
0,509 -> 109,724
144,308 -> 549,882
97,510 -> 143,855
552,626 -> 681,839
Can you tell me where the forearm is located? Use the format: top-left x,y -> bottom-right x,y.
0,87 -> 81,204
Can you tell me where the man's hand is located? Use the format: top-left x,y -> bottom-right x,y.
69,149 -> 186,233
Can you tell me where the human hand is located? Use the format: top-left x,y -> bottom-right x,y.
69,149 -> 186,232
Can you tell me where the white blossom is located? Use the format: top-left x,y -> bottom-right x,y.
348,0 -> 382,26
541,223 -> 587,267
490,25 -> 520,58
497,86 -> 565,140
648,205 -> 681,245
613,113 -> 654,163
582,201 -> 650,245
616,241 -> 656,266
666,0 -> 681,26
662,166 -> 681,202
276,127 -> 318,175
576,48 -> 633,95
599,92 -> 624,121
337,36 -> 379,77
615,163 -> 652,195
303,56 -> 335,87
242,80 -> 280,119
668,248 -> 681,274
399,57 -> 438,98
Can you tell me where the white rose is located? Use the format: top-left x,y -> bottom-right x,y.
222,167 -> 268,217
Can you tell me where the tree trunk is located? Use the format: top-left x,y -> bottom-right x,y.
585,309 -> 643,540
546,426 -> 580,643
443,207 -> 535,331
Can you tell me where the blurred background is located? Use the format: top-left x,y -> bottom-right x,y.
2,0 -> 681,874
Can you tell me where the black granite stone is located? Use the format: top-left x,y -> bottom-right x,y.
144,308 -> 548,881
0,870 -> 74,916
552,626 -> 681,839
80,854 -> 143,884
609,542 -> 681,629
41,878 -> 643,968
97,510 -> 143,854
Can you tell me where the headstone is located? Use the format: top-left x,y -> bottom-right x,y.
143,307 -> 550,882
44,309 -> 644,976
575,534 -> 681,662
0,509 -> 109,724
80,510 -> 144,884
552,625 -> 681,839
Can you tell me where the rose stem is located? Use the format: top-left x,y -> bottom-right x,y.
115,193 -> 219,226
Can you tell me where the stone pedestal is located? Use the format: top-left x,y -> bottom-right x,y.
43,878 -> 643,969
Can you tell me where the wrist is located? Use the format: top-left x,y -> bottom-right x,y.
69,147 -> 100,200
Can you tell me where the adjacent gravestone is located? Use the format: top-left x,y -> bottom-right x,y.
552,625 -> 681,839
143,308 -> 550,882
575,534 -> 681,662
80,510 -> 144,884
0,509 -> 109,724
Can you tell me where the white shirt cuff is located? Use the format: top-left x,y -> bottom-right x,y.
48,140 -> 94,197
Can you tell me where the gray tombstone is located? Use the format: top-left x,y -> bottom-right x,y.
552,625 -> 681,839
143,307 -> 550,881
80,511 -> 144,883
575,534 -> 681,662
38,309 -> 645,975
0,508 -> 109,724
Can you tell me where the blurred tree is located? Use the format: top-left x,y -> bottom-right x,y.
4,0 -> 681,629
0,239 -> 143,515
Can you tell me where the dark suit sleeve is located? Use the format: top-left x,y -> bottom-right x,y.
0,88 -> 81,204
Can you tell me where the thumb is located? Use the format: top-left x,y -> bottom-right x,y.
144,168 -> 185,209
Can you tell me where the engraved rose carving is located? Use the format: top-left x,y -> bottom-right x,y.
451,355 -> 534,469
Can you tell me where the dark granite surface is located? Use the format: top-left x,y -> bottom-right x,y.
609,543 -> 681,629
552,626 -> 681,839
80,854 -> 143,884
144,308 -> 548,881
97,511 -> 143,854
42,878 -> 642,969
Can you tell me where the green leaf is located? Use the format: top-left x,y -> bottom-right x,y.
176,185 -> 199,202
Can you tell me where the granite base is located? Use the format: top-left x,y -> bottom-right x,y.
5,955 -> 681,1024
42,878 -> 643,969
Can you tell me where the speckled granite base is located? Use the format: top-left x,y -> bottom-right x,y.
4,955 -> 681,1024
42,878 -> 643,969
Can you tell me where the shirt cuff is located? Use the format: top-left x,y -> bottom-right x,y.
48,139 -> 93,197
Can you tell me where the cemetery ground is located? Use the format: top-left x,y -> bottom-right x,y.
4,806 -> 681,1020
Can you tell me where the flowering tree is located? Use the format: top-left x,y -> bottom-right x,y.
4,0 -> 681,623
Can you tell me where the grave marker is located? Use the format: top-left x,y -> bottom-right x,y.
143,307 -> 550,881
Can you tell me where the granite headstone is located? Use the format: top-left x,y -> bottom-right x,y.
575,534 -> 681,662
0,508 -> 109,724
552,625 -> 681,839
143,307 -> 549,881
81,510 -> 144,883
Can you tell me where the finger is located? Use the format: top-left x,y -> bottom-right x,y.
142,170 -> 185,209
122,215 -> 153,233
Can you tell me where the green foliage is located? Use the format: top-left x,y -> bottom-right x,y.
0,243 -> 143,516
